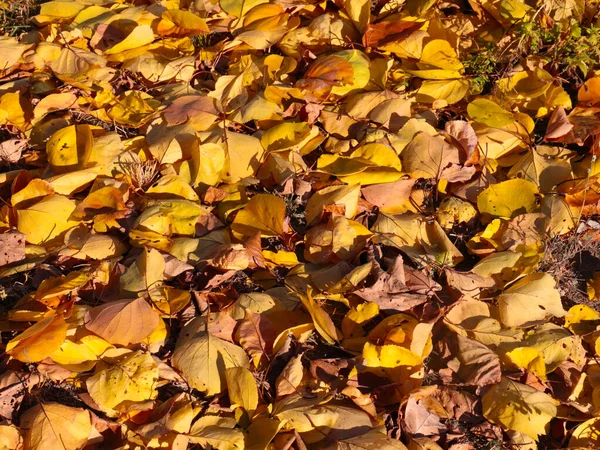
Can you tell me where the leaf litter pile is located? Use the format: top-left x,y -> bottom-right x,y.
1,0 -> 600,449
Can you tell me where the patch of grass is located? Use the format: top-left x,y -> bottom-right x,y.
463,21 -> 600,96
463,44 -> 499,95
539,227 -> 600,311
191,32 -> 224,49
517,21 -> 600,82
0,0 -> 40,36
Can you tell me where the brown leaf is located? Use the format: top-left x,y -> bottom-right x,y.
0,372 -> 40,419
236,310 -> 277,366
89,24 -> 125,51
444,269 -> 496,298
202,186 -> 229,204
453,334 -> 502,386
545,107 -> 573,140
207,312 -> 237,342
0,230 -> 26,266
404,397 -> 445,437
361,179 -> 416,210
401,132 -> 460,180
430,386 -> 478,422
163,95 -> 219,125
84,298 -> 160,346
309,358 -> 354,387
210,243 -> 250,271
0,139 -> 27,164
439,164 -> 477,183
356,256 -> 440,312
444,121 -> 478,165
244,232 -> 266,269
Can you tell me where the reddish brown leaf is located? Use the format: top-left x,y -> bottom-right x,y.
362,20 -> 423,48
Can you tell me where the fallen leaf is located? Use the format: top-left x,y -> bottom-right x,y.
21,403 -> 91,450
172,317 -> 249,395
482,378 -> 557,440
84,298 -> 160,346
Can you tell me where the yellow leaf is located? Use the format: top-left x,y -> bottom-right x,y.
37,1 -> 85,20
49,339 -> 98,371
274,393 -> 339,437
467,98 -> 514,127
49,46 -> 106,80
298,289 -> 341,344
46,167 -> 100,196
330,50 -> 371,96
507,146 -> 573,193
521,324 -> 577,373
498,273 -> 565,328
482,378 -> 557,440
35,271 -> 88,304
225,367 -> 258,415
436,197 -> 478,230
246,417 -> 283,450
569,417 -> 600,448
400,132 -> 459,180
0,36 -> 32,71
497,70 -> 551,100
275,355 -> 304,397
0,92 -> 32,131
342,302 -> 379,338
540,194 -> 577,235
121,248 -> 165,293
172,316 -> 249,395
46,125 -> 94,174
305,184 -> 360,225
416,79 -> 470,104
362,342 -> 422,368
506,347 -> 547,380
231,194 -> 286,238
319,143 -> 403,185
107,91 -> 158,126
158,9 -> 209,36
61,228 -> 126,260
135,199 -> 208,236
188,415 -> 245,449
272,323 -> 314,355
11,179 -> 54,208
220,0 -> 269,17
149,286 -> 191,317
71,6 -> 115,33
578,76 -> 600,107
260,122 -> 311,152
564,304 -> 600,334
332,428 -> 408,449
105,25 -> 155,55
418,40 -> 463,71
477,179 -> 539,219
21,403 -> 91,450
343,0 -> 370,34
86,350 -> 158,412
146,174 -> 199,201
188,143 -> 226,186
587,272 -> 600,301
6,314 -> 67,363
0,424 -> 22,450
263,250 -> 299,268
222,132 -> 265,183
